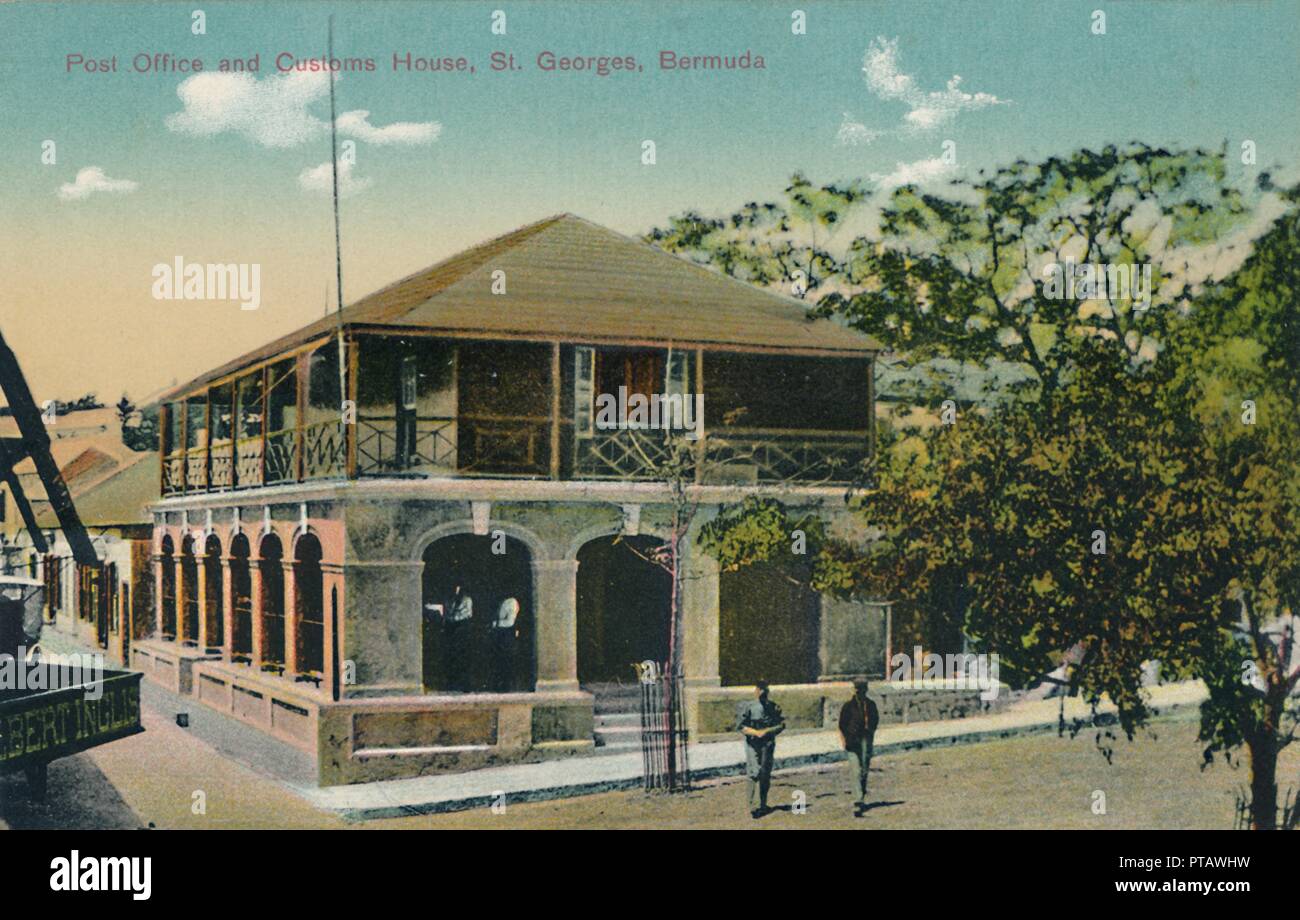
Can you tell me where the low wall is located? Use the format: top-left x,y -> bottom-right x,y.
686,679 -> 1010,740
136,647 -> 595,786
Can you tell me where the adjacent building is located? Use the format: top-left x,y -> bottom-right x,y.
138,214 -> 889,785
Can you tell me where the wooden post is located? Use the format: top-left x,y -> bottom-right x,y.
345,334 -> 358,478
260,366 -> 269,485
295,352 -> 308,482
179,398 -> 189,496
867,354 -> 877,480
549,341 -> 561,479
158,403 -> 169,496
694,348 -> 705,484
203,391 -> 212,492
230,383 -> 239,489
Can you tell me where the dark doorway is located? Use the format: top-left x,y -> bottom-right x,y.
720,557 -> 820,686
420,534 -> 534,693
159,537 -> 175,639
179,536 -> 198,647
229,534 -> 252,663
294,534 -> 324,678
576,536 -> 672,685
258,534 -> 285,671
203,535 -> 223,653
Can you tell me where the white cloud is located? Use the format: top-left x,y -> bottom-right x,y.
167,72 -> 440,148
298,159 -> 372,197
335,110 -> 441,145
58,166 -> 138,201
870,156 -> 956,190
842,36 -> 1007,144
167,71 -> 329,148
836,113 -> 883,147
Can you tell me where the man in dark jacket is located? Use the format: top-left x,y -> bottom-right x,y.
839,678 -> 880,814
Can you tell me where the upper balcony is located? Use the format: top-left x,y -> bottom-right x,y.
157,214 -> 879,499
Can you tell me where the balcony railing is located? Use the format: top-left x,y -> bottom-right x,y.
574,427 -> 869,484
163,420 -> 867,493
264,428 -> 297,485
209,442 -> 234,490
704,428 -> 871,484
355,415 -> 550,478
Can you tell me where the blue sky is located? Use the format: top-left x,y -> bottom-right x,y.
0,0 -> 1296,400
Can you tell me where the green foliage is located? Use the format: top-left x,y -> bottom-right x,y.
647,173 -> 867,299
684,150 -> 1296,825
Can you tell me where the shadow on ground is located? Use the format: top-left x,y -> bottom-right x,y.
0,754 -> 142,830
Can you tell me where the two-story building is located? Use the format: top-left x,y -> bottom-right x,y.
136,214 -> 888,785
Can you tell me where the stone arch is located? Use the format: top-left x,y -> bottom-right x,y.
419,530 -> 536,693
203,533 -> 224,652
258,532 -> 285,669
228,532 -> 253,661
409,518 -> 549,565
563,519 -> 671,563
293,532 -> 325,676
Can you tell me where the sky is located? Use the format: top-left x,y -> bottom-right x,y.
0,0 -> 1297,403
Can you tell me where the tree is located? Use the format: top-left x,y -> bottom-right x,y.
673,150 -> 1296,828
647,173 -> 866,300
115,394 -> 136,425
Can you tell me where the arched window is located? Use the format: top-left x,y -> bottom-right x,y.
258,534 -> 285,671
159,537 -> 175,640
294,534 -> 324,678
229,534 -> 252,663
203,534 -> 224,652
180,535 -> 199,646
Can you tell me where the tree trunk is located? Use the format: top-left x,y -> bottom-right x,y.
1247,729 -> 1278,830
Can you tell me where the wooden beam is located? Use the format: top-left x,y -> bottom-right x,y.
549,341 -> 561,480
345,333 -> 358,478
0,445 -> 48,555
0,330 -> 94,563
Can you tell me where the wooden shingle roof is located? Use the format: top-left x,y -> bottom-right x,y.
167,214 -> 878,398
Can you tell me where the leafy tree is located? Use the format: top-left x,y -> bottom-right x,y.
647,173 -> 866,300
682,150 -> 1296,828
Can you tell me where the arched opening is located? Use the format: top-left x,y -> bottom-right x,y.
576,535 -> 671,686
203,534 -> 223,653
258,533 -> 285,672
159,536 -> 176,640
294,534 -> 325,679
229,534 -> 252,663
420,533 -> 534,693
180,535 -> 199,647
720,557 -> 820,686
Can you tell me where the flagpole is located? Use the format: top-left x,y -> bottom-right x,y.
327,16 -> 348,458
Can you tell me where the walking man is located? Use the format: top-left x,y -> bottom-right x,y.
839,678 -> 880,815
736,680 -> 785,819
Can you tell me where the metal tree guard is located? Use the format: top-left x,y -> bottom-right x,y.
638,660 -> 691,792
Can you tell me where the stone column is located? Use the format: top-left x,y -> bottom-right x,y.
249,560 -> 264,667
283,560 -> 299,675
532,559 -> 580,693
342,560 -> 424,697
173,557 -> 186,643
679,547 -> 720,688
195,549 -> 209,652
220,557 -> 234,661
152,553 -> 165,639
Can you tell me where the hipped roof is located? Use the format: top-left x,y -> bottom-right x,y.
166,214 -> 878,399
